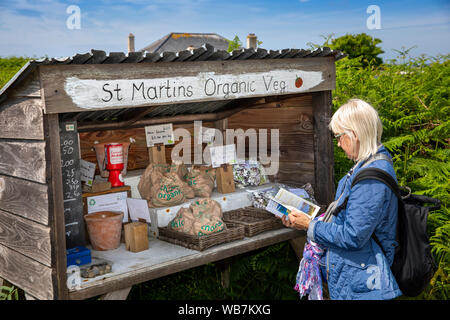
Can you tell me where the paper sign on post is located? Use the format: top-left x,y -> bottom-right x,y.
209,144 -> 237,168
87,191 -> 129,222
126,198 -> 151,223
198,127 -> 216,144
80,159 -> 96,186
145,123 -> 174,147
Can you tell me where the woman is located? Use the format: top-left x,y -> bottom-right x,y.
283,99 -> 402,300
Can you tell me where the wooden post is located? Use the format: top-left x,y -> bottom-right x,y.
99,287 -> 132,300
216,164 -> 235,194
289,234 -> 307,261
148,143 -> 166,164
215,118 -> 228,135
214,118 -> 235,193
216,258 -> 233,289
312,91 -> 335,205
45,114 -> 69,300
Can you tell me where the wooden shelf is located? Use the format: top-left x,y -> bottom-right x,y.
68,227 -> 304,300
82,185 -> 131,198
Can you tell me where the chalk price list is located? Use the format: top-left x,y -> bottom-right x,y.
59,121 -> 87,247
61,139 -> 81,200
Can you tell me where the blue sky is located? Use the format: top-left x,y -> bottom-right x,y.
0,0 -> 449,60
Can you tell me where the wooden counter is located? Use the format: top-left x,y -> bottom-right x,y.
69,227 -> 304,300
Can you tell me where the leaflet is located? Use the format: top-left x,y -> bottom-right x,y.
265,187 -> 320,219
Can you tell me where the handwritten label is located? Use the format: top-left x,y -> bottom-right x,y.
80,159 -> 96,186
198,127 -> 216,144
145,123 -> 174,147
209,144 -> 237,168
64,70 -> 324,109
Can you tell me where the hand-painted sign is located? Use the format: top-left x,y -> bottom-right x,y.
64,69 -> 323,110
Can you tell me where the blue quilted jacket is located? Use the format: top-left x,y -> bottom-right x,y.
307,145 -> 402,300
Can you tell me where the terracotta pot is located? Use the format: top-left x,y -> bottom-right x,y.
93,142 -> 130,178
84,211 -> 124,251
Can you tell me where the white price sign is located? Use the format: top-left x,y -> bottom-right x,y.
198,127 -> 216,144
209,144 -> 237,168
80,159 -> 96,186
145,123 -> 174,147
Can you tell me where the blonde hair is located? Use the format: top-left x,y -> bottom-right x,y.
329,99 -> 382,162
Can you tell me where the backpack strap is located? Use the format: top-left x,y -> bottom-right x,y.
360,153 -> 393,169
351,167 -> 401,198
331,153 -> 394,218
351,167 -> 401,256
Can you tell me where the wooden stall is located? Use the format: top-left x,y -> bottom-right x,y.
0,45 -> 344,300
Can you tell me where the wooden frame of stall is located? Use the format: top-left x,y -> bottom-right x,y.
0,48 -> 340,300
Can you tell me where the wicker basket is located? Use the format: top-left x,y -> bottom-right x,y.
158,222 -> 245,251
222,207 -> 284,237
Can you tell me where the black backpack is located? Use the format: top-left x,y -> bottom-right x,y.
350,167 -> 440,297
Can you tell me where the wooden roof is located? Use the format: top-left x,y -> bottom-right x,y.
0,44 -> 345,101
0,45 -> 345,131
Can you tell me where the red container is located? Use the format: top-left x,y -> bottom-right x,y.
105,143 -> 124,187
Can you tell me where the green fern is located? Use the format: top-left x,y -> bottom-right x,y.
335,53 -> 449,300
0,285 -> 19,300
430,223 -> 450,263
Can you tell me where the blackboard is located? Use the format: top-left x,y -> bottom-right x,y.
59,121 -> 86,249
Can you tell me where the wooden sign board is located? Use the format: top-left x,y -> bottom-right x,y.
39,58 -> 336,114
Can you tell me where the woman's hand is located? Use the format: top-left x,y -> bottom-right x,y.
281,209 -> 311,231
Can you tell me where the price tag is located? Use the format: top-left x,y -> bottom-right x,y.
209,144 -> 237,168
80,159 -> 96,186
145,123 -> 174,147
198,127 -> 216,144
